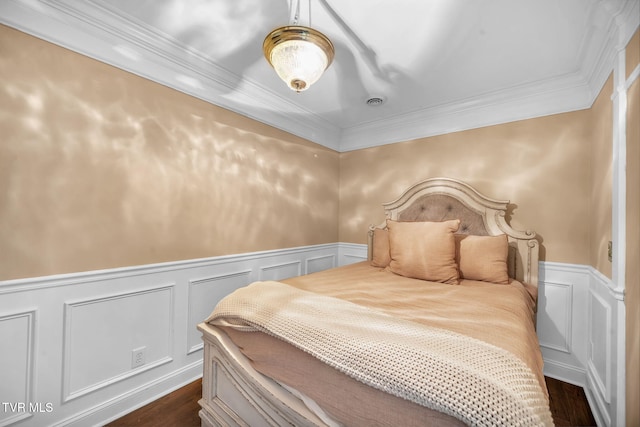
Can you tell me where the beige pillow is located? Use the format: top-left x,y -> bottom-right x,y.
371,228 -> 391,267
455,234 -> 510,284
387,219 -> 460,284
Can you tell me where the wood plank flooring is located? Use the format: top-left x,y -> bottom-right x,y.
105,379 -> 201,427
106,376 -> 596,427
546,376 -> 597,426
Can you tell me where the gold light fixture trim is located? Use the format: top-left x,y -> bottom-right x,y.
263,25 -> 335,92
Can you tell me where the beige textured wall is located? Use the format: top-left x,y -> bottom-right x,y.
0,22 -> 620,277
0,25 -> 339,280
339,110 -> 593,264
625,28 -> 640,427
589,76 -> 613,278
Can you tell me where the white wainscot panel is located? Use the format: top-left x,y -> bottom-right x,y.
584,267 -> 620,427
0,310 -> 35,427
588,290 -> 612,403
62,285 -> 174,401
259,261 -> 301,281
537,262 -> 591,386
187,271 -> 252,354
338,243 -> 368,266
306,255 -> 336,274
538,281 -> 573,353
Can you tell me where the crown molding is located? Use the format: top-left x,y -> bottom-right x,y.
338,72 -> 594,151
0,0 -> 342,151
0,0 -> 637,153
339,0 -> 640,152
579,0 -> 640,101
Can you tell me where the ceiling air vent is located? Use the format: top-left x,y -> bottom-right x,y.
366,97 -> 385,106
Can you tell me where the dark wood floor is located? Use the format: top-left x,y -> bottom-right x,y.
106,376 -> 596,427
105,380 -> 202,427
546,377 -> 597,426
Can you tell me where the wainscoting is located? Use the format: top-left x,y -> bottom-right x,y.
538,262 -> 625,427
0,243 -> 365,427
0,244 -> 623,426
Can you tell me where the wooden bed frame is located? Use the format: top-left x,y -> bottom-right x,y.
197,177 -> 539,427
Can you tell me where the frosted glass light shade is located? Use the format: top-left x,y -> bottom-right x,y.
263,26 -> 334,92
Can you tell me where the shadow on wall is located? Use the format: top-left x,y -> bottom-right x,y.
0,43 -> 339,279
338,114 -> 593,265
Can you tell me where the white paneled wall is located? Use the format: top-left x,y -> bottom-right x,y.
187,271 -> 252,355
0,243 -> 364,427
586,269 -> 625,427
538,262 -> 624,427
63,285 -> 175,402
0,310 -> 35,426
1,242 -> 622,426
538,263 -> 592,384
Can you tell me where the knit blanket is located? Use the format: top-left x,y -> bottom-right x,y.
207,281 -> 553,427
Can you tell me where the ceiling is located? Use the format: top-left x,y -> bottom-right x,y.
1,0 -> 638,151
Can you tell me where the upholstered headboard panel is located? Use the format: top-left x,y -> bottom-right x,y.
397,194 -> 489,235
368,178 -> 539,287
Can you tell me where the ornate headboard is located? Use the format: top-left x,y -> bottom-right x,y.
368,178 -> 539,287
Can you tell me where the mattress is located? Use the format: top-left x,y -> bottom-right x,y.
207,261 -> 548,426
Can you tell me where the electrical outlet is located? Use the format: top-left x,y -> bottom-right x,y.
131,347 -> 146,368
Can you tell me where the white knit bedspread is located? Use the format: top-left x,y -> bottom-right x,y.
207,281 -> 553,427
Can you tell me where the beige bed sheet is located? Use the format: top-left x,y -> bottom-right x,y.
218,261 -> 545,426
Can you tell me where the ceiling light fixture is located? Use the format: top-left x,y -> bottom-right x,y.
263,0 -> 334,93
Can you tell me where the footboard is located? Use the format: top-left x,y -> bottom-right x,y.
197,322 -> 328,427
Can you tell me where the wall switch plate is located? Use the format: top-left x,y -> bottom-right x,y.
131,346 -> 146,368
608,241 -> 612,262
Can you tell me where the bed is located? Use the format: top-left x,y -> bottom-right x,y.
197,177 -> 552,426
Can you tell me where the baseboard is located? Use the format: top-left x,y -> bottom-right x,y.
542,359 -> 587,387
585,372 -> 610,427
57,361 -> 203,427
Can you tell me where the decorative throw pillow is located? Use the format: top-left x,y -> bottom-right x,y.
387,219 -> 460,284
455,234 -> 510,284
371,228 -> 391,268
